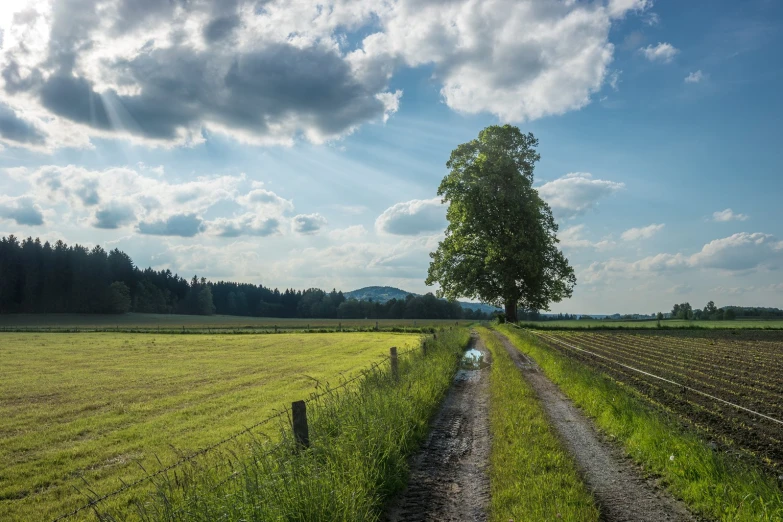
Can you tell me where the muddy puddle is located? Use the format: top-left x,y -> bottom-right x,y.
460,348 -> 491,371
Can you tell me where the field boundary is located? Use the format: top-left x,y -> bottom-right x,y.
49,344 -> 422,521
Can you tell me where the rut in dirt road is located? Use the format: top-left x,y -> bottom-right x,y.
492,330 -> 697,522
385,334 -> 491,522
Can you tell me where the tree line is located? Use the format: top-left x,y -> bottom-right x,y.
667,301 -> 783,321
0,235 -> 492,320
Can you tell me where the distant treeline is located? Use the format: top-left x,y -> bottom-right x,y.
0,235 -> 492,320
668,301 -> 783,321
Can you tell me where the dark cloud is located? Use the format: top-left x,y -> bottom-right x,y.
30,42 -> 387,143
0,102 -> 46,145
137,213 -> 205,237
203,15 -> 241,42
0,198 -> 44,226
2,0 -> 390,147
93,204 -> 136,229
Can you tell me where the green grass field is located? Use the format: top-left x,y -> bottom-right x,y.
477,327 -> 598,521
520,319 -> 783,329
0,313 -> 471,331
0,331 -> 421,521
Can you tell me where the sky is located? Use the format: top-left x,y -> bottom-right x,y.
0,0 -> 781,315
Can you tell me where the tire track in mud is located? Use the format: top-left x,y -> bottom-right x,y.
493,330 -> 698,522
385,334 -> 491,522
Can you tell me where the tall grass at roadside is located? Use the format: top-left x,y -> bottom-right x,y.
119,328 -> 470,522
498,325 -> 783,521
477,327 -> 599,522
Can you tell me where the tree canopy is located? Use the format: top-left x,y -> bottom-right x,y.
425,125 -> 575,322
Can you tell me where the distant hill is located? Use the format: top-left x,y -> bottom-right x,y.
344,286 -> 500,315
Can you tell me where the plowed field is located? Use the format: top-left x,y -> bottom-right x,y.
531,330 -> 783,471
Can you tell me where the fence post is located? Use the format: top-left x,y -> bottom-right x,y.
339,322 -> 342,332
375,320 -> 379,331
390,347 -> 398,381
422,340 -> 427,356
274,324 -> 277,333
292,400 -> 309,449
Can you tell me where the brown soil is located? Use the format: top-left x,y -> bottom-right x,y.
385,334 -> 491,522
492,330 -> 698,522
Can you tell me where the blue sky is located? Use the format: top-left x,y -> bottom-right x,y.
0,0 -> 781,314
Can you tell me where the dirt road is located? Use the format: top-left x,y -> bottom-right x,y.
385,334 -> 491,522
492,330 -> 697,522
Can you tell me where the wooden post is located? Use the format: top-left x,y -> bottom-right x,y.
292,400 -> 309,449
339,322 -> 342,332
375,321 -> 379,331
390,347 -> 398,382
274,324 -> 277,333
422,340 -> 427,356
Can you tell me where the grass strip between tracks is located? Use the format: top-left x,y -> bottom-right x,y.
477,327 -> 599,522
121,328 -> 470,522
497,325 -> 783,522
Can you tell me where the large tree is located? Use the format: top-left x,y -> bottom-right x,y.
425,125 -> 575,322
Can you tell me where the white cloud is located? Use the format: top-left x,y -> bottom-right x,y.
5,164 -> 317,238
685,70 -> 705,83
607,0 -> 652,18
537,173 -> 624,219
375,197 -> 446,235
585,232 -> 783,285
0,0 -> 655,149
559,224 -> 615,250
712,208 -> 748,222
329,225 -> 368,241
608,70 -> 622,91
689,233 -> 783,271
209,215 -> 281,238
292,213 -> 328,234
621,223 -> 665,241
640,42 -> 679,63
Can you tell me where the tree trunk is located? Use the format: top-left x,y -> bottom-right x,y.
504,301 -> 518,323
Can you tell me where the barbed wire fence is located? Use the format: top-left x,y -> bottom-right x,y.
50,344 -> 424,522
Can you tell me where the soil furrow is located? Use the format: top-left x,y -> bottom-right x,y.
385,334 -> 490,522
492,330 -> 697,522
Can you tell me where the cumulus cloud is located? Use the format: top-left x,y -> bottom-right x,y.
537,173 -> 624,219
292,213 -> 328,234
375,197 -> 446,235
585,232 -> 783,285
0,196 -> 45,225
685,70 -> 705,84
666,283 -> 693,295
607,0 -> 652,18
712,208 -> 748,222
559,224 -> 614,250
210,215 -> 280,238
137,214 -> 205,237
0,0 -> 652,149
640,42 -> 679,63
621,223 -> 665,241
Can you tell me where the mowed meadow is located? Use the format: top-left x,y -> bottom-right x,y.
0,331 -> 421,520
